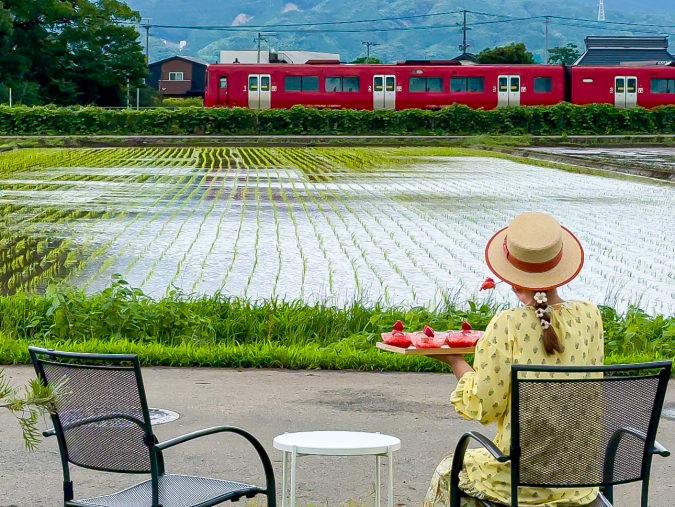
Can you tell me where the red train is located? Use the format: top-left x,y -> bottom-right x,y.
203,62 -> 675,110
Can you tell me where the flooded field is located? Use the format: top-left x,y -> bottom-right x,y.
0,147 -> 673,314
527,147 -> 675,175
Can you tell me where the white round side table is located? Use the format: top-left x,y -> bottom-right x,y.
273,431 -> 401,507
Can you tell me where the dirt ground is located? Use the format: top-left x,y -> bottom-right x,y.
1,366 -> 674,507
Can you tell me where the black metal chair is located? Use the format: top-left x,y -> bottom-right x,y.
450,361 -> 672,507
29,347 -> 276,507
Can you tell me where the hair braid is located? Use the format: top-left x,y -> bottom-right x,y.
534,292 -> 563,355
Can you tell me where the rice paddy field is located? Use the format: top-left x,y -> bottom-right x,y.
0,146 -> 673,316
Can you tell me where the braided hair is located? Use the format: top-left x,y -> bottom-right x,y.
533,291 -> 563,355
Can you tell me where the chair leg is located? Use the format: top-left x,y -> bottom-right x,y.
290,448 -> 297,507
641,477 -> 650,507
387,449 -> 394,507
375,455 -> 381,507
64,481 -> 74,502
601,484 -> 613,505
281,451 -> 289,507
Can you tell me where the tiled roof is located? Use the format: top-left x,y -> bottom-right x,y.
149,55 -> 208,68
576,49 -> 674,66
585,36 -> 669,49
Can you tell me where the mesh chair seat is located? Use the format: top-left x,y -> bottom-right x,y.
73,474 -> 262,507
472,493 -> 612,507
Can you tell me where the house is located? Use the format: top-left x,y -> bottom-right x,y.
575,37 -> 675,66
219,50 -> 340,64
147,55 -> 208,97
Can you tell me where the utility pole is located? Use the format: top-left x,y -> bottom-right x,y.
141,18 -> 152,64
361,41 -> 382,61
544,16 -> 550,64
597,0 -> 605,22
462,10 -> 468,54
253,33 -> 276,63
456,10 -> 470,54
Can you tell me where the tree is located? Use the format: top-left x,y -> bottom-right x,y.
352,56 -> 382,64
0,0 -> 148,106
477,43 -> 535,64
548,43 -> 582,65
1,369 -> 58,450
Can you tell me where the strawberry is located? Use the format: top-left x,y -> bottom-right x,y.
423,325 -> 435,337
461,321 -> 472,331
393,320 -> 404,332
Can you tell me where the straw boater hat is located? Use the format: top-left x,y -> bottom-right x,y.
485,212 -> 584,291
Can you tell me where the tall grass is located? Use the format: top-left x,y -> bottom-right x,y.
0,278 -> 672,373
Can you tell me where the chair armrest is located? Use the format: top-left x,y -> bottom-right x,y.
612,427 -> 670,457
43,428 -> 56,438
155,426 -> 276,497
449,432 -> 510,507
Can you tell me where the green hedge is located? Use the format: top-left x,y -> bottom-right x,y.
1,103 -> 675,136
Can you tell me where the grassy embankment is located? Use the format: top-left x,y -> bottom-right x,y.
0,278 -> 672,374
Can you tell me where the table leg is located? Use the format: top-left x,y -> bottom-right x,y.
375,455 -> 381,507
281,451 -> 289,507
290,447 -> 298,507
387,449 -> 394,507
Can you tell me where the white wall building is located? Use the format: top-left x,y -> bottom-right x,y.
219,50 -> 340,64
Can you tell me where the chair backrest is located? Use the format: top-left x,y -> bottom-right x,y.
29,347 -> 156,474
511,362 -> 671,492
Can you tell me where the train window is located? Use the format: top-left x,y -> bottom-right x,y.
326,77 -> 342,92
285,76 -> 301,91
326,77 -> 360,92
374,77 -> 383,92
616,78 -> 625,93
467,77 -> 484,92
499,77 -> 508,92
261,76 -> 270,91
284,76 -> 319,91
219,77 -> 227,89
627,78 -> 637,93
533,77 -> 552,93
249,76 -> 258,92
450,77 -> 484,93
427,77 -> 443,92
651,78 -> 675,93
510,77 -> 520,92
344,77 -> 360,92
410,77 -> 443,92
302,76 -> 319,91
385,76 -> 395,92
409,77 -> 427,92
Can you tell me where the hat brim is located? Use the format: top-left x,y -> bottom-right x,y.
485,225 -> 584,291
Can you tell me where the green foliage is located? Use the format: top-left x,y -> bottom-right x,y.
478,43 -> 535,64
0,103 -> 674,136
162,97 -> 204,108
0,369 -> 58,449
352,57 -> 383,64
0,280 -> 672,374
0,0 -> 148,107
548,43 -> 582,65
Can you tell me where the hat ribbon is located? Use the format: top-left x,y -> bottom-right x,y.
503,237 -> 564,273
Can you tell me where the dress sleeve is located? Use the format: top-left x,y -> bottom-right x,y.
450,311 -> 512,425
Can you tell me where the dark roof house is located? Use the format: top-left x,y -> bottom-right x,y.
575,36 -> 675,66
147,55 -> 208,97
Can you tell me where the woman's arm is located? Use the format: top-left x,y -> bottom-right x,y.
436,354 -> 474,381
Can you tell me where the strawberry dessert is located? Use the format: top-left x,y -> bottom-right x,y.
445,321 -> 484,348
381,320 -> 412,348
410,325 -> 447,349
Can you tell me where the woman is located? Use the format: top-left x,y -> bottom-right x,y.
424,212 -> 604,507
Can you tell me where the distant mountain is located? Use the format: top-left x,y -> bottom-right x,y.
127,0 -> 675,64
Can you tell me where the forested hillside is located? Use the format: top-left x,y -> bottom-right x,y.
126,0 -> 674,63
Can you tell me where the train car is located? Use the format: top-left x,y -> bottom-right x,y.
204,62 -> 565,110
570,65 -> 675,108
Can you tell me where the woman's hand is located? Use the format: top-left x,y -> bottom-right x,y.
433,354 -> 474,381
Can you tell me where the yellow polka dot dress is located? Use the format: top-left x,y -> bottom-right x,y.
424,301 -> 604,507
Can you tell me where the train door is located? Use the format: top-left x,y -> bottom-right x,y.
614,76 -> 637,109
373,75 -> 396,110
247,74 -> 271,110
497,75 -> 521,107
218,75 -> 228,106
